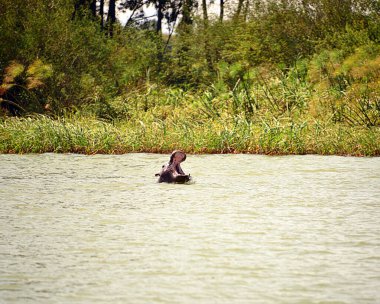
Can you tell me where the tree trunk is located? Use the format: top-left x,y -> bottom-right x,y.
73,0 -> 86,19
74,0 -> 86,11
220,0 -> 224,22
107,0 -> 116,37
202,0 -> 208,23
90,0 -> 96,17
100,0 -> 104,29
201,0 -> 213,72
234,0 -> 244,21
243,0 -> 249,21
182,0 -> 193,25
156,0 -> 164,33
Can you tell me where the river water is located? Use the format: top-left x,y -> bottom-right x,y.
0,153 -> 379,303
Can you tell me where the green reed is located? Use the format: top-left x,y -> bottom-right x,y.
1,110 -> 379,156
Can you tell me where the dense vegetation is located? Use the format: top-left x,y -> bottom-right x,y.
1,0 -> 379,155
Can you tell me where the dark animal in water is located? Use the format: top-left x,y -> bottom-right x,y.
156,150 -> 191,183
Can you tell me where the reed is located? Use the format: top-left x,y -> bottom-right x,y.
1,114 -> 379,156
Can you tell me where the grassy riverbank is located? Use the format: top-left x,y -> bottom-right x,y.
1,113 -> 379,156
2,53 -> 380,156
1,2 -> 379,156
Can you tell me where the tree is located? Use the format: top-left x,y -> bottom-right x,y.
202,0 -> 208,23
201,0 -> 214,71
107,0 -> 117,36
182,0 -> 194,26
156,0 -> 165,33
90,0 -> 96,17
234,0 -> 245,21
100,0 -> 105,29
121,0 -> 151,27
220,0 -> 224,22
73,0 -> 94,18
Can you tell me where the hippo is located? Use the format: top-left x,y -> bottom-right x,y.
155,150 -> 191,183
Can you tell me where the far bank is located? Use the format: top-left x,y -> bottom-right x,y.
1,116 -> 379,156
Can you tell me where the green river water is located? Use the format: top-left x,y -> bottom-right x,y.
0,154 -> 379,303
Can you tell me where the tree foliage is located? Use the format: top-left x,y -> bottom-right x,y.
0,0 -> 379,128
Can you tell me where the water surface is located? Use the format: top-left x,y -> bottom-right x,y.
1,154 -> 379,303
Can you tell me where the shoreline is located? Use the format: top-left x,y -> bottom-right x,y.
0,152 -> 377,157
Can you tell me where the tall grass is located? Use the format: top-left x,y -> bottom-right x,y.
1,114 -> 379,156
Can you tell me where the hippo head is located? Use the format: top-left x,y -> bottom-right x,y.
156,150 -> 191,183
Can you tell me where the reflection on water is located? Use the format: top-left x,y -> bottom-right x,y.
0,153 -> 379,303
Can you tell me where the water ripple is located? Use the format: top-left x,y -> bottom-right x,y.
0,154 -> 379,303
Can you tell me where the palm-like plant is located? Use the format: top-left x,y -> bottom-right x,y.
0,59 -> 53,115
